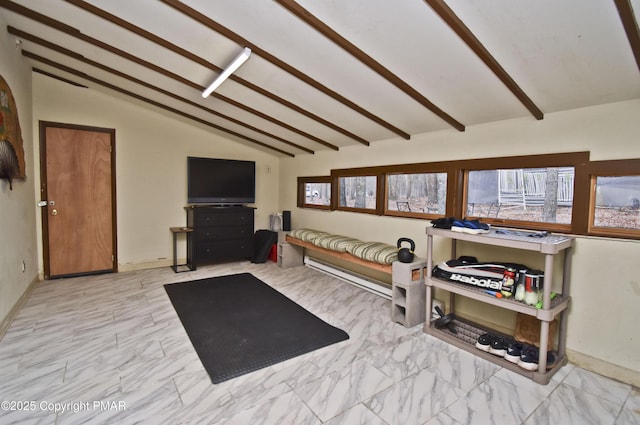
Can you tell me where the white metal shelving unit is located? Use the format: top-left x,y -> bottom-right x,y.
424,226 -> 575,384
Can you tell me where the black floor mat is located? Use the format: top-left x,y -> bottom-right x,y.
164,273 -> 349,384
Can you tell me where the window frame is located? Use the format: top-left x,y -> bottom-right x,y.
585,159 -> 640,239
384,168 -> 452,219
331,167 -> 383,215
297,176 -> 332,210
296,152 -> 640,240
459,152 -> 589,233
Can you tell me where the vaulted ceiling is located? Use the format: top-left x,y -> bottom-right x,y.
1,0 -> 639,157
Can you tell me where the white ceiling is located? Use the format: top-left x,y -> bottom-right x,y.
1,0 -> 639,157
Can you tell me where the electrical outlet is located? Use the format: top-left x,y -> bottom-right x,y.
266,166 -> 272,174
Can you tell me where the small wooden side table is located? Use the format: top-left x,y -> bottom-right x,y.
170,227 -> 196,273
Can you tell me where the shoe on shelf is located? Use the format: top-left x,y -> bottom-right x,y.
504,342 -> 524,364
475,333 -> 493,352
517,346 -> 557,371
451,219 -> 467,233
475,333 -> 510,357
451,219 -> 491,235
462,220 -> 491,235
432,217 -> 457,229
489,336 -> 510,357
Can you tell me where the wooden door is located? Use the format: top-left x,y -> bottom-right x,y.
40,122 -> 117,278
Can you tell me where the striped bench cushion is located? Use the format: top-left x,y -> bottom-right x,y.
289,229 -> 329,243
289,229 -> 398,265
347,241 -> 399,265
313,234 -> 363,253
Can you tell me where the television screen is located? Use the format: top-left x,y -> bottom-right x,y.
187,157 -> 255,205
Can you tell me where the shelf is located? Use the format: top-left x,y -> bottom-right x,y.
426,227 -> 574,254
427,276 -> 570,321
424,318 -> 567,385
424,224 -> 574,384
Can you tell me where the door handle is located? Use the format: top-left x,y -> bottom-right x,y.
51,209 -> 58,216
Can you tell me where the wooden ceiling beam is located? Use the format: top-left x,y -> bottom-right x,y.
274,0 -> 465,132
424,0 -> 544,120
61,0 -> 369,147
25,52 -> 297,157
10,27 -> 315,155
160,0 -> 411,140
614,0 -> 640,74
0,0 -> 337,151
32,68 -> 88,88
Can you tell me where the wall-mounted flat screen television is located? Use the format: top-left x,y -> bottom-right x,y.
187,156 -> 256,205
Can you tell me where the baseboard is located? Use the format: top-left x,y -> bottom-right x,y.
0,275 -> 39,342
304,256 -> 392,299
566,349 -> 640,387
118,258 -> 174,272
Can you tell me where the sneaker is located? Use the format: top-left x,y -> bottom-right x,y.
504,342 -> 524,364
451,219 -> 465,232
475,333 -> 493,352
476,333 -> 511,357
461,220 -> 491,235
489,336 -> 510,357
451,219 -> 491,235
432,217 -> 457,229
518,346 -> 556,371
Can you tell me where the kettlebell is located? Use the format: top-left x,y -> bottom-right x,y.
397,238 -> 415,263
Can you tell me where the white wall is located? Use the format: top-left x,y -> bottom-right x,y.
0,17 -> 39,332
32,74 -> 281,271
279,99 -> 640,385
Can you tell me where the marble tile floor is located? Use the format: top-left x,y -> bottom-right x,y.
0,261 -> 638,425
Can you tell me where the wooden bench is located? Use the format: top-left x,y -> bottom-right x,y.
285,234 -> 393,274
285,234 -> 427,326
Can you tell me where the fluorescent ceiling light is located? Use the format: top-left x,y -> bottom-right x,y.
202,47 -> 252,98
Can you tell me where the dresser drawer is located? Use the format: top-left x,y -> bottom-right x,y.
196,225 -> 252,241
195,238 -> 253,262
195,210 -> 252,227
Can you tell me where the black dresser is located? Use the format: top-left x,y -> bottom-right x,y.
185,206 -> 254,266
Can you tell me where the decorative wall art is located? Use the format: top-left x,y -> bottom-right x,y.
0,74 -> 26,190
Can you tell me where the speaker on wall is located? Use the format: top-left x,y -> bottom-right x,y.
282,210 -> 291,231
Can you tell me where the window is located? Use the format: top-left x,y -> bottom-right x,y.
296,152 -> 640,240
592,176 -> 640,228
338,176 -> 377,211
304,182 -> 331,206
386,172 -> 447,217
460,152 -> 588,232
466,167 -> 575,226
297,176 -> 331,210
587,159 -> 640,238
